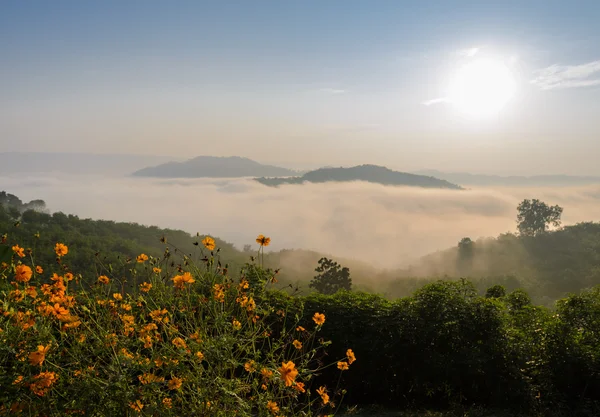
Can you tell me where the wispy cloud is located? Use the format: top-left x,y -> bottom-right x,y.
318,88 -> 347,94
531,60 -> 600,90
423,97 -> 451,106
458,47 -> 479,57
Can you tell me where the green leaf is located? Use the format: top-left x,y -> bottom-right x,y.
0,245 -> 11,265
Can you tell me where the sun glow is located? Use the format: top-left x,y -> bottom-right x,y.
448,58 -> 516,118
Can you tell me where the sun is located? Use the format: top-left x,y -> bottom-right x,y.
448,58 -> 516,118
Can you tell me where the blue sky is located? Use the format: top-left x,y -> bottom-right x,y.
2,1 -> 600,175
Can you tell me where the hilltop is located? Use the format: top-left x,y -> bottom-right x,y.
255,164 -> 463,189
131,156 -> 301,178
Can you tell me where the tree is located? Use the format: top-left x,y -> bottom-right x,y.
516,199 -> 563,237
309,257 -> 352,295
457,237 -> 475,275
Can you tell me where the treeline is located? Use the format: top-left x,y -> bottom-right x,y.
266,282 -> 600,414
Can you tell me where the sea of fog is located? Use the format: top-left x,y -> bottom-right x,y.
2,174 -> 600,268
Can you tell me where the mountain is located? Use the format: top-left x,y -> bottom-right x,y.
0,152 -> 174,176
132,156 -> 301,178
414,169 -> 600,187
255,164 -> 463,189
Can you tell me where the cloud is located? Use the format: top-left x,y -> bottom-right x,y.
3,175 -> 600,269
318,88 -> 347,94
458,47 -> 479,57
423,97 -> 451,106
531,60 -> 600,90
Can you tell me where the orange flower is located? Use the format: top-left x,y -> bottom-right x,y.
346,349 -> 356,364
232,319 -> 241,330
35,265 -> 43,274
296,326 -> 305,332
317,386 -> 329,404
294,381 -> 306,393
213,284 -> 225,302
112,293 -> 123,301
29,345 -> 50,366
337,361 -> 349,371
266,400 -> 279,414
136,253 -> 149,263
172,337 -> 187,349
98,275 -> 109,284
244,361 -> 255,372
293,340 -> 303,350
64,272 -> 74,281
261,368 -> 273,381
15,265 -> 33,283
153,267 -> 162,274
172,272 -> 195,289
196,351 -> 204,360
162,398 -> 173,409
279,361 -> 298,387
202,236 -> 216,251
139,282 -> 152,292
168,377 -> 182,390
256,234 -> 271,247
129,400 -> 144,412
30,372 -> 58,396
312,312 -> 326,326
54,243 -> 68,257
12,245 -> 25,258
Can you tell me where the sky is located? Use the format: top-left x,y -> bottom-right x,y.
2,0 -> 600,175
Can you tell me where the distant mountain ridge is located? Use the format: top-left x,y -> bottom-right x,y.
415,170 -> 600,187
132,156 -> 301,178
255,164 -> 463,189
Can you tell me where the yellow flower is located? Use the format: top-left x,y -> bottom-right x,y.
168,377 -> 182,390
129,400 -> 144,412
202,236 -> 216,251
162,398 -> 172,409
98,275 -> 109,284
35,265 -> 43,274
293,340 -> 303,350
12,245 -> 25,258
232,319 -> 241,330
317,386 -> 329,405
337,361 -> 349,370
112,293 -> 123,301
279,361 -> 298,387
139,282 -> 152,292
54,243 -> 68,257
172,272 -> 195,289
196,351 -> 204,360
244,361 -> 255,372
312,312 -> 326,326
15,265 -> 33,283
172,337 -> 187,349
28,345 -> 50,366
213,284 -> 225,302
153,267 -> 162,274
346,349 -> 356,364
266,401 -> 279,414
136,253 -> 149,263
256,234 -> 271,247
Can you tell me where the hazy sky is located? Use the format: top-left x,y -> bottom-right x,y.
2,1 -> 600,175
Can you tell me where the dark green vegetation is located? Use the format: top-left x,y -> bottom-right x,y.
255,164 -> 463,189
131,155 -> 301,178
2,191 -> 600,415
309,257 -> 352,295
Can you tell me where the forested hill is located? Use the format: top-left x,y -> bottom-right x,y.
385,222 -> 600,303
255,164 -> 463,189
131,156 -> 300,178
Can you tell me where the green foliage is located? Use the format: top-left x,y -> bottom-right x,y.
309,257 -> 352,295
517,199 -> 563,237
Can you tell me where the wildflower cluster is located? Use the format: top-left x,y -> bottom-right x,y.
0,234 -> 354,416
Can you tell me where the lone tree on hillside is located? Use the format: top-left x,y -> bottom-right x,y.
457,237 -> 475,275
516,199 -> 563,237
309,257 -> 352,295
